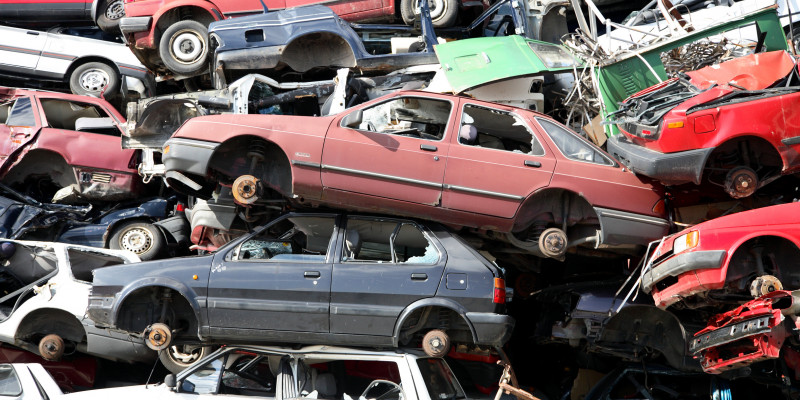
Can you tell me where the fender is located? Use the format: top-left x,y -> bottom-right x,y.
111,276 -> 206,340
724,230 -> 800,271
391,298 -> 476,347
148,1 -> 220,43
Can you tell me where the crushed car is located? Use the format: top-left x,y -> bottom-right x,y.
160,90 -> 669,258
87,212 -> 514,371
0,24 -> 152,98
0,240 -> 154,367
606,50 -> 800,198
641,201 -> 800,309
0,87 -> 148,204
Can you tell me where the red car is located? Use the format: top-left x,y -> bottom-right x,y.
642,202 -> 800,309
119,0 -> 469,77
161,91 -> 669,258
0,87 -> 142,202
606,51 -> 800,199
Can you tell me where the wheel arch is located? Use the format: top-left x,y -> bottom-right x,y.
152,4 -> 218,45
15,308 -> 85,344
391,298 -> 477,347
281,31 -> 357,72
207,135 -> 293,196
512,187 -> 598,233
723,232 -> 800,278
2,149 -> 74,186
112,279 -> 205,338
704,134 -> 784,174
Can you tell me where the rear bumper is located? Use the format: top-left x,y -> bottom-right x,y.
642,250 -> 727,293
119,16 -> 152,35
466,313 -> 514,346
83,321 -> 155,363
606,134 -> 713,186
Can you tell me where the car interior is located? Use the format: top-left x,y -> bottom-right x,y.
39,99 -> 118,136
356,97 -> 451,140
459,104 -> 543,155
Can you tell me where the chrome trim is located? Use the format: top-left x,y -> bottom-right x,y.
166,138 -> 219,150
443,184 -> 523,200
322,164 -> 442,188
292,160 -> 320,168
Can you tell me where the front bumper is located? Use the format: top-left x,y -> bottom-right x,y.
119,16 -> 152,35
641,250 -> 727,294
162,138 -> 220,192
466,313 -> 514,346
606,134 -> 714,186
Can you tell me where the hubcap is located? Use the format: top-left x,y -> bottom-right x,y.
427,0 -> 446,19
120,227 -> 154,254
169,345 -> 204,364
79,68 -> 110,93
171,30 -> 204,64
106,0 -> 125,19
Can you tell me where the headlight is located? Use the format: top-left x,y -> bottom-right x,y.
672,231 -> 699,254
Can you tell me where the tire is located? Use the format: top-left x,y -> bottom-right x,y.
68,62 -> 120,97
159,20 -> 209,76
109,221 -> 166,261
422,329 -> 450,358
96,0 -> 125,34
159,345 -> 213,374
400,0 -> 459,28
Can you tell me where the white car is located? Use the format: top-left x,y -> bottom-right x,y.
0,25 -> 152,97
0,240 -> 153,365
4,345 -> 473,400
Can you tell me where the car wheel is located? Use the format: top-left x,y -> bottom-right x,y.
39,334 -> 65,361
159,20 -> 209,76
400,0 -> 458,28
422,329 -> 450,358
68,62 -> 120,97
109,221 -> 166,260
159,345 -> 213,374
97,0 -> 125,34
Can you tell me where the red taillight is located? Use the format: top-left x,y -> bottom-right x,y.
493,278 -> 506,304
176,203 -> 186,212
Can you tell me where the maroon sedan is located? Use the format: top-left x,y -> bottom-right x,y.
162,91 -> 669,258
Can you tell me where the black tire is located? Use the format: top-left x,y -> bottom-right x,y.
400,0 -> 459,28
96,0 -> 125,34
68,62 -> 120,97
159,20 -> 209,76
109,221 -> 166,261
159,345 -> 213,374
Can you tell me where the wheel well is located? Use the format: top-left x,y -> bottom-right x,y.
16,309 -> 85,344
705,136 -> 783,179
725,235 -> 800,292
207,136 -> 292,196
282,32 -> 356,72
65,57 -> 119,83
397,306 -> 473,345
512,188 -> 598,233
116,286 -> 198,340
155,6 -> 215,42
3,149 -> 75,200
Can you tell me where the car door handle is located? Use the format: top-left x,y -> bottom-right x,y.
27,31 -> 39,36
524,160 -> 542,168
420,144 -> 437,152
411,273 -> 428,281
304,271 -> 321,279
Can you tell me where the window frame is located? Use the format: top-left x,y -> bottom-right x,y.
339,96 -> 454,142
339,216 -> 443,265
534,117 -> 618,167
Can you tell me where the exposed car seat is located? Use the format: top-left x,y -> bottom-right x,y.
345,230 -> 362,259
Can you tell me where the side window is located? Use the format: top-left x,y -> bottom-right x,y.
38,99 -> 117,136
459,104 -> 544,155
343,218 -> 439,264
346,97 -> 451,141
417,358 -> 465,400
220,353 -> 276,395
536,118 -> 614,166
235,216 -> 335,262
6,97 -> 36,127
299,359 -> 404,400
181,355 -> 225,394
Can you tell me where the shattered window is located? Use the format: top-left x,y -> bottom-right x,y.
536,118 -> 614,166
343,218 -> 439,264
234,216 -> 335,262
5,97 -> 35,127
416,358 -> 464,400
40,99 -> 117,135
459,104 -> 544,156
347,97 -> 451,141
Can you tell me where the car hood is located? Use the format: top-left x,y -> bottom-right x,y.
434,35 -> 577,93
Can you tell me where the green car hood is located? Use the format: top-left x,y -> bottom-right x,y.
434,35 -> 577,93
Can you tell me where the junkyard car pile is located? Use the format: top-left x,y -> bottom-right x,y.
2,0 -> 800,398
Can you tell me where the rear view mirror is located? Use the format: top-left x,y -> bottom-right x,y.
343,110 -> 363,128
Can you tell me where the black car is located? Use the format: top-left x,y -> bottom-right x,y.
87,212 -> 513,366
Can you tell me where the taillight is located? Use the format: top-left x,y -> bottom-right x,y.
652,198 -> 666,215
493,278 -> 506,304
176,203 -> 186,212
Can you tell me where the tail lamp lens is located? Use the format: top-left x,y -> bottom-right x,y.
493,278 -> 506,304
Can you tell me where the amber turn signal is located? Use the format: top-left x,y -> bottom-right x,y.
193,275 -> 198,280
667,121 -> 684,129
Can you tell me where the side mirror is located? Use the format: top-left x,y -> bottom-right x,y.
343,110 -> 363,128
164,374 -> 176,389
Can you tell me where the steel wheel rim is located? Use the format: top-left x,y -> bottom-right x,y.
79,68 -> 110,92
120,227 -> 154,254
171,30 -> 204,64
106,0 -> 125,19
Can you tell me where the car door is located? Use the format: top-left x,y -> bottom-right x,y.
0,96 -> 40,172
0,26 -> 47,71
441,101 -> 556,218
322,95 -> 453,207
330,216 -> 445,337
206,214 -> 336,334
